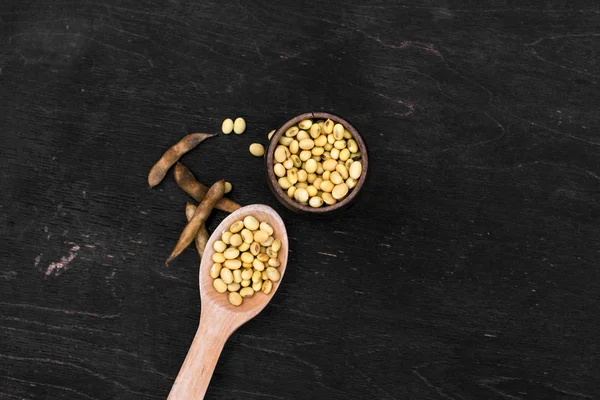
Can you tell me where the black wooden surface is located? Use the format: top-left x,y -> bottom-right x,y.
2,1 -> 600,399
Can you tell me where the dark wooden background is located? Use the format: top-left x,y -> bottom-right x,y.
2,0 -> 599,399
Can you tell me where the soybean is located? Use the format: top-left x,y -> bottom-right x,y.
233,117 -> 246,134
222,118 -> 233,134
249,143 -> 265,157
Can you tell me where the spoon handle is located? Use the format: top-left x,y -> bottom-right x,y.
168,312 -> 230,399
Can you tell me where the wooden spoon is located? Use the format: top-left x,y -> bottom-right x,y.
168,204 -> 288,399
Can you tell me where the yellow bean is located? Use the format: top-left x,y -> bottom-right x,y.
283,158 -> 294,169
298,119 -> 313,130
297,169 -> 308,182
260,222 -> 273,235
228,282 -> 240,292
238,242 -> 250,252
334,140 -> 346,149
266,267 -> 281,281
210,263 -> 222,279
311,146 -> 324,156
327,134 -> 335,144
212,252 -> 226,263
261,271 -> 269,280
220,268 -> 233,284
349,161 -> 362,179
332,183 -> 349,200
304,159 -> 318,173
241,268 -> 253,280
261,236 -> 274,247
240,287 -> 254,298
224,181 -> 233,193
250,242 -> 260,256
287,169 -> 298,185
241,279 -> 251,287
323,119 -> 334,134
322,192 -> 337,205
213,240 -> 227,252
313,177 -> 323,190
336,164 -> 349,179
233,269 -> 242,283
252,230 -> 269,243
306,185 -> 318,197
309,196 -> 323,207
266,248 -> 278,258
222,118 -> 233,134
291,155 -> 302,168
316,163 -> 324,174
230,221 -> 244,233
346,177 -> 357,189
230,233 -> 243,247
233,117 -> 246,134
257,253 -> 269,262
299,138 -> 315,150
278,177 -> 292,189
241,252 -> 254,264
347,139 -> 359,153
229,291 -> 243,306
271,239 -> 281,252
240,229 -> 253,244
268,258 -> 280,267
249,143 -> 265,157
309,123 -> 321,138
314,135 -> 327,147
287,186 -> 296,198
330,148 -> 340,159
253,258 -> 265,271
339,148 -> 350,161
289,139 -> 299,154
221,231 -> 232,244
274,163 -> 286,177
294,188 -> 309,203
330,171 -> 343,185
268,129 -> 276,139
344,129 -> 352,139
242,262 -> 253,269
279,136 -> 293,146
324,143 -> 333,151
262,279 -> 273,294
323,159 -> 338,171
299,150 -> 312,161
224,259 -> 242,270
333,123 -> 344,140
213,278 -> 227,293
252,270 -> 262,283
321,180 -> 334,193
322,171 -> 331,181
285,126 -> 299,137
252,281 -> 262,291
297,130 -> 309,140
296,182 -> 308,189
274,146 -> 290,163
307,173 -> 317,183
243,216 -> 259,230
224,247 -> 240,259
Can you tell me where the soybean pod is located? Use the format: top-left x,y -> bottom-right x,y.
148,133 -> 216,188
174,163 -> 241,213
185,202 -> 210,260
166,180 -> 225,266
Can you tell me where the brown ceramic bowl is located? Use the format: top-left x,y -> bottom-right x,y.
266,112 -> 368,214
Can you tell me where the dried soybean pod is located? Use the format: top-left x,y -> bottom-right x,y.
148,133 -> 216,188
185,202 -> 209,259
166,180 -> 226,266
174,163 -> 241,213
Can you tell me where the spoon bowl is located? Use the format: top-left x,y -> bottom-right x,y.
169,204 -> 288,399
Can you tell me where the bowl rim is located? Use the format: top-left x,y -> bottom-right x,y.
265,112 -> 368,213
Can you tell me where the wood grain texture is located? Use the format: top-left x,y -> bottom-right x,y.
1,0 -> 600,399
